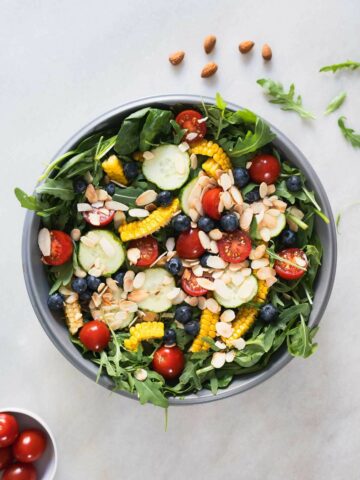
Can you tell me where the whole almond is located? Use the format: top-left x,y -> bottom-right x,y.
204,34 -> 216,54
239,40 -> 255,54
262,44 -> 272,61
169,50 -> 185,65
201,62 -> 218,78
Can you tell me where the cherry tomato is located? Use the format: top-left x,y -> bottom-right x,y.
217,230 -> 252,264
128,236 -> 159,267
13,430 -> 46,464
0,447 -> 13,469
175,110 -> 207,144
201,187 -> 222,220
181,269 -> 211,297
42,230 -> 73,266
0,414 -> 19,448
2,463 -> 37,480
249,154 -> 281,185
152,346 -> 185,379
176,228 -> 205,259
274,248 -> 308,280
79,320 -> 110,352
83,208 -> 115,227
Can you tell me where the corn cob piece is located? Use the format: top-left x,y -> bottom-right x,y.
64,300 -> 84,335
102,155 -> 128,185
119,198 -> 180,242
124,321 -> 164,351
223,280 -> 269,347
189,309 -> 219,352
189,140 -> 231,177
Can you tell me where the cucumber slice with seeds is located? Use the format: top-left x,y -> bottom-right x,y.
254,213 -> 286,240
137,268 -> 176,312
214,275 -> 258,308
180,178 -> 198,215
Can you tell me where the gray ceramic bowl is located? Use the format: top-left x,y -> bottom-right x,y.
22,95 -> 337,405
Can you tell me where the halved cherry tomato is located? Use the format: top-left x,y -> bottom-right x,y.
0,447 -> 13,469
128,236 -> 159,267
181,269 -> 209,297
13,430 -> 46,463
249,154 -> 281,185
217,230 -> 252,264
176,228 -> 205,259
79,321 -> 110,352
175,110 -> 207,144
0,414 -> 19,448
274,248 -> 308,280
2,463 -> 37,480
83,207 -> 115,227
201,187 -> 222,220
42,230 -> 73,266
152,345 -> 185,379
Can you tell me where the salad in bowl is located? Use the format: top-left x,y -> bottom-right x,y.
16,94 -> 334,407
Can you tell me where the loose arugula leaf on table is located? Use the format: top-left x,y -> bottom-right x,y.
257,78 -> 315,119
338,116 -> 360,148
320,60 -> 360,73
324,91 -> 346,115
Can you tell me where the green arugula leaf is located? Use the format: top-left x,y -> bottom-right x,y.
14,188 -> 41,211
36,178 -> 75,201
324,91 -> 346,115
338,116 -> 360,148
134,375 -> 168,408
287,316 -> 318,358
94,135 -> 117,160
320,60 -> 360,73
229,117 -> 276,160
170,119 -> 186,144
215,92 -> 227,111
257,78 -> 315,119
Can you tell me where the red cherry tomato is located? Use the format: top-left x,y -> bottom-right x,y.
0,414 -> 19,448
201,187 -> 222,220
152,346 -> 185,379
274,248 -> 308,280
13,430 -> 46,464
249,154 -> 281,185
217,231 -> 252,263
2,463 -> 37,480
0,447 -> 13,469
128,236 -> 159,267
79,320 -> 110,352
181,269 -> 210,297
42,230 -> 73,266
175,110 -> 207,144
83,208 -> 115,227
176,228 -> 205,259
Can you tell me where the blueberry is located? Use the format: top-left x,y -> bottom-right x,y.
171,214 -> 191,233
47,292 -> 64,310
184,320 -> 200,336
86,275 -> 102,292
123,162 -> 139,181
286,175 -> 302,192
220,212 -> 239,232
244,188 -> 260,203
73,178 -> 87,194
259,304 -> 279,322
113,270 -> 126,287
105,183 -> 115,196
156,191 -> 173,207
71,278 -> 88,294
233,167 -> 250,188
175,305 -> 193,324
79,290 -> 92,303
198,216 -> 215,233
280,229 -> 297,247
200,252 -> 212,268
164,328 -> 177,345
165,257 -> 183,276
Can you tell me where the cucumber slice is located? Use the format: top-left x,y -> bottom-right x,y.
78,230 -> 125,276
254,213 -> 286,240
214,275 -> 258,308
142,144 -> 190,190
137,268 -> 175,312
180,178 -> 198,215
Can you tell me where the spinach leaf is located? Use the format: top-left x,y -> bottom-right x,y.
114,107 -> 150,155
139,109 -> 173,151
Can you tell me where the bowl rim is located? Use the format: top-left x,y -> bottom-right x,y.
21,94 -> 337,405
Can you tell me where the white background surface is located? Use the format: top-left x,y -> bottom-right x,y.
1,0 -> 360,479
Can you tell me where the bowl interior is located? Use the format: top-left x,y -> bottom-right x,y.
22,94 -> 337,405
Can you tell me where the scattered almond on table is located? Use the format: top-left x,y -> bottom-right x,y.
169,50 -> 185,65
204,34 -> 216,54
201,62 -> 218,78
239,40 -> 255,54
262,43 -> 272,61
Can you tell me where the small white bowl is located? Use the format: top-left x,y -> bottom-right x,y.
0,408 -> 57,479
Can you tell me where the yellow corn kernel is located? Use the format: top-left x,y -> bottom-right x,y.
223,280 -> 269,346
64,300 -> 84,335
189,309 -> 220,352
102,155 -> 128,185
119,198 -> 180,242
124,321 -> 164,351
189,139 -> 231,177
202,159 -> 221,178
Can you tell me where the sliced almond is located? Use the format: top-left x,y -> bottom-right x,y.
225,351 -> 236,363
209,240 -> 219,254
113,211 -> 126,229
255,212 -> 265,224
143,151 -> 154,160
65,293 -> 79,305
133,272 -> 146,289
38,228 -> 51,257
100,237 -> 115,257
295,256 -> 307,267
221,191 -> 233,209
207,256 -> 227,269
260,227 -> 271,242
263,197 -> 273,207
166,237 -> 175,252
263,213 -> 278,229
218,173 -> 232,191
192,264 -> 204,277
85,184 -> 98,203
91,292 -> 102,308
59,286 -> 72,296
198,231 -> 211,250
251,258 -> 270,270
241,268 -> 252,277
128,208 -> 149,218
256,267 -> 274,281
252,202 -> 265,214
249,244 -> 267,260
197,277 -> 215,290
267,184 -> 276,195
70,228 -> 81,241
77,203 -> 92,212
119,300 -> 138,312
240,208 -> 253,231
134,368 -> 148,381
266,276 -> 278,287
89,213 -> 101,226
259,182 -> 268,199
178,142 -> 190,152
288,206 -> 304,219
88,267 -> 103,277
127,289 -> 149,302
231,338 -> 246,350
215,340 -> 227,350
197,296 -> 207,310
127,248 -> 141,265
167,287 -> 181,300
229,186 -> 243,205
205,297 -> 221,313
209,229 -> 222,241
220,309 -> 236,323
189,208 -> 200,222
96,189 -> 110,202
216,321 -> 233,338
211,352 -> 226,369
185,296 -> 199,307
267,208 -> 281,217
74,267 -> 87,278
103,200 -> 128,212
273,200 -> 287,212
190,153 -> 198,169
123,271 -> 135,292
172,290 -> 187,305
